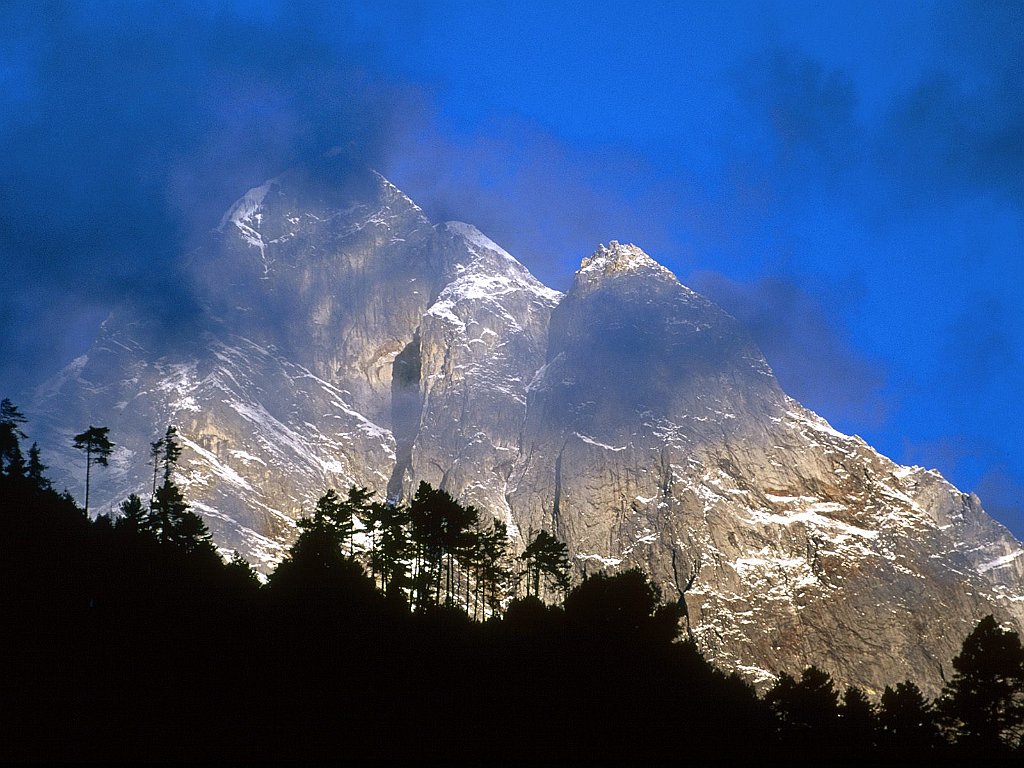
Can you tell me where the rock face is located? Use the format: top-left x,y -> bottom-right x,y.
29,159 -> 1024,693
507,242 -> 1024,694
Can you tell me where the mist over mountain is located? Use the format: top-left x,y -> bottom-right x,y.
26,158 -> 1024,695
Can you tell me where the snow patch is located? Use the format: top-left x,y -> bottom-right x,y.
219,179 -> 275,231
978,549 -> 1024,574
576,553 -> 623,567
574,432 -> 627,452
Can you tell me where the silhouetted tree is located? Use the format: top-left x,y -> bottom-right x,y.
149,435 -> 163,499
312,488 -> 345,532
146,426 -> 213,554
474,519 -> 511,617
563,568 -> 682,646
168,504 -> 215,555
115,493 -> 148,535
152,477 -> 185,539
408,482 -> 478,608
26,443 -> 50,490
766,666 -> 840,750
270,510 -> 376,607
225,551 -> 261,593
878,680 -> 942,756
159,426 -> 181,482
357,498 -> 381,577
520,529 -> 571,600
0,398 -> 27,476
72,425 -> 113,514
339,486 -> 372,556
309,486 -> 373,557
838,685 -> 879,755
364,500 -> 411,600
937,614 -> 1024,752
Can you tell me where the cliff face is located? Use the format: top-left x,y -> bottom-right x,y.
30,161 -> 1024,692
506,242 -> 1024,694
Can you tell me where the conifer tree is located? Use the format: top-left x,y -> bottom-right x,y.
407,482 -> 448,607
149,435 -> 164,499
838,685 -> 879,753
475,519 -> 511,616
226,551 -> 261,591
147,426 -> 213,554
339,486 -> 372,556
116,493 -> 149,534
152,476 -> 188,540
27,443 -> 50,490
937,614 -> 1024,751
160,426 -> 182,482
373,501 -> 411,600
170,505 -> 215,555
878,680 -> 941,755
520,529 -> 571,600
765,666 -> 840,748
312,488 -> 344,529
72,425 -> 113,514
0,398 -> 28,476
309,487 -> 368,556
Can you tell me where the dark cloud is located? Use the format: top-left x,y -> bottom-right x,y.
688,270 -> 888,429
943,293 -> 1022,392
0,0 -> 417,397
732,49 -> 862,178
878,2 -> 1024,208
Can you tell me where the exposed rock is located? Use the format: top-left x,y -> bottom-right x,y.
28,165 -> 1024,696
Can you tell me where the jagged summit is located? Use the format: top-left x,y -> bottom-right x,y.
28,169 -> 1024,698
576,240 -> 677,286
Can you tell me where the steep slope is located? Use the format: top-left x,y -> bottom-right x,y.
32,160 -> 458,562
405,221 -> 561,536
27,166 -> 1024,695
508,241 -> 1024,694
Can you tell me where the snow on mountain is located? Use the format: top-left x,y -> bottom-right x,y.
27,159 -> 1024,696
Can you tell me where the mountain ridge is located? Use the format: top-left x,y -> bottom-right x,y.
27,161 -> 1024,694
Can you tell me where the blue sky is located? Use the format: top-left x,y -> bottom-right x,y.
1,1 -> 1022,533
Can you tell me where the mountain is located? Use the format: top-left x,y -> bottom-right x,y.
29,158 -> 1024,694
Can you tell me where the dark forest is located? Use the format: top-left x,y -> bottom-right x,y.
2,400 -> 1022,763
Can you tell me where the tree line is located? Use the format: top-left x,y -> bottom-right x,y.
2,398 -> 1024,762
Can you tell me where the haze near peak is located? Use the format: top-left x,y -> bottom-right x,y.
1,1 -> 1021,535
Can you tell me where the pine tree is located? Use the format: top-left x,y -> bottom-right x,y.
765,666 -> 840,749
474,519 -> 511,617
146,426 -> 213,555
373,501 -> 411,601
72,425 -> 114,514
0,398 -> 28,477
339,486 -> 372,556
937,614 -> 1024,752
407,482 -> 447,608
160,426 -> 182,482
838,685 -> 879,754
149,435 -> 164,499
226,551 -> 261,591
152,477 -> 188,541
878,680 -> 941,755
26,443 -> 51,490
116,493 -> 149,534
171,508 -> 215,555
309,487 -> 369,556
520,529 -> 571,600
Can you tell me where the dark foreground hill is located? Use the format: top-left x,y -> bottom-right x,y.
26,159 -> 1024,696
3,456 -> 1023,764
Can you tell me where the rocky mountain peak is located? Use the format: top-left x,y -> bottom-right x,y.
27,170 -> 1024,698
576,240 -> 676,290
